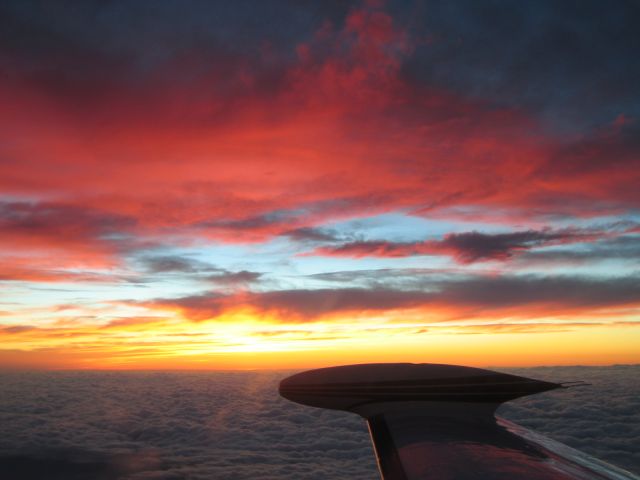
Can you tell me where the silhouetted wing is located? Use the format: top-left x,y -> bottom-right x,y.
279,363 -> 639,480
365,408 -> 636,480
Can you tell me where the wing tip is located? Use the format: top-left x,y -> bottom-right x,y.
279,363 -> 562,413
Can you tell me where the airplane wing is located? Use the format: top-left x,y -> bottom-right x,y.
279,363 -> 639,480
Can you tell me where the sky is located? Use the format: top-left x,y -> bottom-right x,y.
0,0 -> 639,369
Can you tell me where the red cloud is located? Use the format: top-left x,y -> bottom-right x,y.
0,201 -> 142,271
0,1 -> 637,271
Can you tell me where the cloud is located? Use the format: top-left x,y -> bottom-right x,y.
429,230 -> 591,263
532,122 -> 640,210
0,266 -> 109,284
400,1 -> 640,132
146,274 -> 640,321
144,293 -> 228,321
0,451 -> 164,480
1,0 -> 636,259
140,256 -> 210,274
0,325 -> 37,334
0,370 -> 377,479
0,367 -> 637,479
0,256 -> 136,284
306,228 -> 607,263
206,270 -> 262,286
136,255 -> 263,287
499,365 -> 640,474
414,275 -> 640,312
100,317 -> 168,330
282,227 -> 340,243
0,201 -> 141,271
194,210 -> 305,241
518,235 -> 640,265
0,201 -> 135,245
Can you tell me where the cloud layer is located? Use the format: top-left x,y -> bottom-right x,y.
147,274 -> 640,321
0,366 -> 637,479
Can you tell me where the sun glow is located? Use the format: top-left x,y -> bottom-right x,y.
2,301 -> 639,370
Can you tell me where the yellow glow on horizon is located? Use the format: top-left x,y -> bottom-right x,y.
1,305 -> 639,370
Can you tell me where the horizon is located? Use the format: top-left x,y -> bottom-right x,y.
1,364 -> 639,373
1,361 -> 639,373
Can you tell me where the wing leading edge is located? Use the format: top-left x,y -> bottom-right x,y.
279,363 -> 639,480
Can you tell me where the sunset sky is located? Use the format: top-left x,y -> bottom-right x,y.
1,0 -> 639,369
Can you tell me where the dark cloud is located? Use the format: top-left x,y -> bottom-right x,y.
542,123 -> 640,176
0,201 -> 135,238
137,255 -> 263,287
534,122 -> 640,208
261,275 -> 640,314
148,274 -> 640,320
146,293 -> 227,321
197,210 -> 296,232
423,274 -> 640,311
400,0 -> 640,132
282,227 -> 339,243
249,288 -> 428,318
3,0 -> 638,134
194,209 -> 308,242
307,267 -> 446,285
0,201 -> 138,254
312,239 -> 422,258
0,367 -> 637,479
194,198 -> 366,242
433,230 -> 587,263
519,235 -> 640,265
148,288 -> 427,321
140,255 -> 213,274
308,228 -> 603,263
206,270 -> 262,286
0,0 -> 354,108
143,256 -> 203,273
